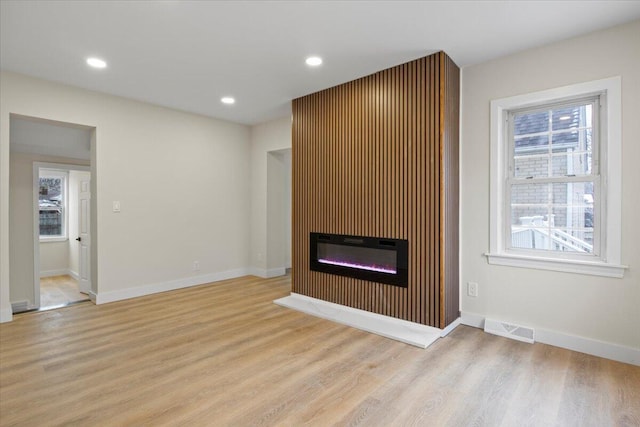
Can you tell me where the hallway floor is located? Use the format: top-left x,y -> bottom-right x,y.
40,275 -> 89,309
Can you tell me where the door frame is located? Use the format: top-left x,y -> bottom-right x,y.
33,162 -> 90,308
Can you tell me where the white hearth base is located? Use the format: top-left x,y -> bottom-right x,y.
274,293 -> 457,349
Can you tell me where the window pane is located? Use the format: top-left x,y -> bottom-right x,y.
551,130 -> 579,152
514,135 -> 548,154
39,176 -> 64,237
511,182 -> 594,253
514,110 -> 549,136
40,209 -> 62,235
551,181 -> 593,205
515,155 -> 548,178
510,202 -> 551,250
552,128 -> 592,152
546,227 -> 594,254
511,205 -> 549,228
511,182 -> 549,205
552,103 -> 592,131
39,177 -> 62,202
511,183 -> 551,251
551,181 -> 594,240
549,129 -> 592,174
551,152 -> 591,177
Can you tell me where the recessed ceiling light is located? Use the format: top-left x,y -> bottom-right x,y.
86,57 -> 107,69
559,115 -> 571,120
221,97 -> 235,105
305,56 -> 323,66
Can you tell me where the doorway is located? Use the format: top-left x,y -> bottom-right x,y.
36,164 -> 91,310
8,115 -> 95,313
266,148 -> 292,275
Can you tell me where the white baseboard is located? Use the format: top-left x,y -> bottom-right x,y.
274,293 -> 443,349
0,307 -> 13,323
94,268 -> 250,305
249,267 -> 286,278
40,268 -> 70,278
460,311 -> 639,366
535,328 -> 640,366
460,311 -> 485,328
68,270 -> 80,280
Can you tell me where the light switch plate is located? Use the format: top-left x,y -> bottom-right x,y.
113,201 -> 121,213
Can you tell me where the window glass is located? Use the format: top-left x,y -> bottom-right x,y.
509,99 -> 597,256
39,172 -> 66,239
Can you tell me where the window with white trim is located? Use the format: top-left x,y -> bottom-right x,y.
39,169 -> 68,241
488,77 -> 626,278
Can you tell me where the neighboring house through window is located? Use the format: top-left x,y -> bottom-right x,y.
39,169 -> 68,241
509,97 -> 597,255
487,77 -> 626,278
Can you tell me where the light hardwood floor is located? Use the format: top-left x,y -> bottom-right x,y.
40,275 -> 89,309
1,275 -> 638,426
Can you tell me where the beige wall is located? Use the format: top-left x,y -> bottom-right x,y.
460,20 -> 640,349
1,72 -> 251,318
249,117 -> 292,276
40,241 -> 69,275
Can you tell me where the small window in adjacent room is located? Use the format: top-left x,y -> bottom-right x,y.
39,169 -> 68,241
487,77 -> 626,278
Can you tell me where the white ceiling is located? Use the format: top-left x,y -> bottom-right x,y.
2,1 -> 639,125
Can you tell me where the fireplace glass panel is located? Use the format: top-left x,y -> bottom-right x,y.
317,243 -> 397,274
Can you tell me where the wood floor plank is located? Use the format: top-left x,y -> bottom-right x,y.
39,275 -> 88,309
1,274 -> 638,426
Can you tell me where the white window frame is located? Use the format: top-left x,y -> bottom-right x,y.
487,77 -> 626,278
37,168 -> 69,243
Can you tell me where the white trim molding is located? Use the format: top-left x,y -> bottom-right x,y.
461,311 -> 639,366
274,293 -> 455,348
486,252 -> 626,278
488,76 -> 625,278
40,268 -> 72,278
440,317 -> 462,337
94,268 -> 250,305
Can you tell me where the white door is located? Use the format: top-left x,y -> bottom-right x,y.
78,177 -> 91,294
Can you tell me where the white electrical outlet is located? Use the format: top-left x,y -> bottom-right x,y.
193,261 -> 200,271
468,282 -> 478,297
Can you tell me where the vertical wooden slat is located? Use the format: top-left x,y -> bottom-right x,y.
291,52 -> 459,328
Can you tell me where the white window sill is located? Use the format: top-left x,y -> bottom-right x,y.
485,252 -> 627,278
40,237 -> 68,243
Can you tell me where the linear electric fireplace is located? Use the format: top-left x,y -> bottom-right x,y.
310,233 -> 408,287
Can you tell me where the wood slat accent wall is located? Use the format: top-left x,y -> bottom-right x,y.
292,51 -> 459,328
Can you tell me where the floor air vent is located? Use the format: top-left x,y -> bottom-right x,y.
11,300 -> 29,314
484,318 -> 535,344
